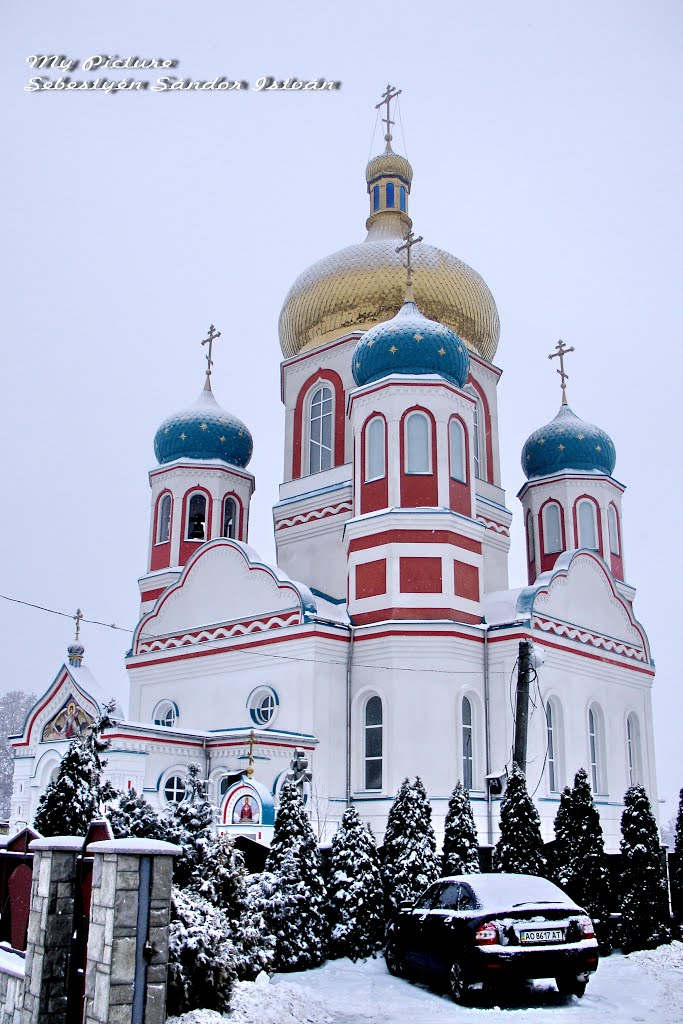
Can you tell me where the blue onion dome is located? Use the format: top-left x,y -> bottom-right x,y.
522,404 -> 616,480
154,384 -> 253,467
353,300 -> 470,388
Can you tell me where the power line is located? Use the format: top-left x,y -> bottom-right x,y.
0,593 -> 132,634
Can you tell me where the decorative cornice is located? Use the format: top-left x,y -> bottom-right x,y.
476,515 -> 510,537
275,501 -> 353,531
532,615 -> 646,662
137,611 -> 302,654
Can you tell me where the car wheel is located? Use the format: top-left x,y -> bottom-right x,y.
448,961 -> 469,1004
385,942 -> 405,978
555,973 -> 588,998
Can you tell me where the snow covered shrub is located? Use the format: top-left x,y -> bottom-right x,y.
165,763 -> 216,890
264,780 -> 327,970
108,787 -> 170,841
552,769 -> 612,951
493,763 -> 547,876
442,781 -> 480,875
381,777 -> 439,922
167,887 -> 236,1015
327,806 -> 385,960
673,788 -> 683,933
619,784 -> 671,953
34,702 -> 116,836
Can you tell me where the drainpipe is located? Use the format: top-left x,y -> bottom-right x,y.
483,624 -> 493,844
345,623 -> 355,807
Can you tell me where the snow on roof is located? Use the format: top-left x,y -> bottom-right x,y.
482,588 -> 525,626
310,594 -> 349,624
0,944 -> 25,979
88,838 -> 180,855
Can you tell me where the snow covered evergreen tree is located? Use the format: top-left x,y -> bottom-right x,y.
165,763 -> 216,890
167,888 -> 236,1015
442,781 -> 480,875
33,702 -> 116,836
551,785 -> 573,887
672,788 -> 683,933
381,777 -> 439,922
554,769 -> 612,951
327,806 -> 385,960
264,779 -> 326,970
493,763 -> 547,876
109,787 -> 170,841
619,784 -> 671,952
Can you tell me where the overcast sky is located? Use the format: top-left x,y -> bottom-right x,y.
2,0 -> 681,820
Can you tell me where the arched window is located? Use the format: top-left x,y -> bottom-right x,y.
399,185 -> 407,212
542,502 -> 563,554
163,774 -> 186,804
405,412 -> 431,474
157,494 -> 171,544
449,419 -> 466,482
462,697 -> 473,791
154,700 -> 178,728
588,705 -> 605,794
385,182 -> 395,208
578,499 -> 598,550
626,713 -> 642,786
546,702 -> 557,792
608,505 -> 620,556
222,497 -> 237,539
364,696 -> 383,791
373,184 -> 380,211
186,493 -> 207,541
366,417 -> 386,481
526,511 -> 535,562
309,385 -> 333,474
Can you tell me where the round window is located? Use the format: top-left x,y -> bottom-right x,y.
154,701 -> 177,728
164,775 -> 186,803
247,686 -> 279,727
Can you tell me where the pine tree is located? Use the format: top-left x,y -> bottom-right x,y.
381,777 -> 439,922
551,786 -> 573,889
165,763 -> 216,890
619,784 -> 671,952
555,769 -> 612,951
327,806 -> 385,961
33,702 -> 117,837
264,779 -> 326,970
493,763 -> 547,876
442,781 -> 480,875
167,888 -> 236,1015
672,788 -> 683,934
109,787 -> 170,841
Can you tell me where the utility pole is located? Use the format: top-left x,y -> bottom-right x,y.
513,639 -> 533,775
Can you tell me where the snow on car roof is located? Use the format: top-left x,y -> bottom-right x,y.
445,873 -> 577,908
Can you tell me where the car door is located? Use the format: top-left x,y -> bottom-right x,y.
419,881 -> 463,973
401,886 -> 440,970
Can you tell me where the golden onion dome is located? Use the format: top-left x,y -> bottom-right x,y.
278,144 -> 500,362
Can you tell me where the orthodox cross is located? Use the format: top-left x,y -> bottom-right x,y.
549,339 -> 575,405
201,324 -> 221,387
376,84 -> 401,145
246,728 -> 256,779
73,607 -> 83,642
396,229 -> 423,298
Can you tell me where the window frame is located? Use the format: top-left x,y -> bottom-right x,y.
577,498 -> 599,550
448,417 -> 467,483
365,416 -> 386,482
542,501 -> 563,554
247,686 -> 279,728
153,700 -> 178,728
404,411 -> 432,475
222,496 -> 238,539
546,701 -> 557,792
626,712 -> 642,786
163,773 -> 186,804
608,504 -> 621,556
526,510 -> 535,563
156,492 -> 172,545
307,384 -> 334,476
462,696 -> 474,791
185,491 -> 208,542
364,695 -> 383,792
588,703 -> 606,795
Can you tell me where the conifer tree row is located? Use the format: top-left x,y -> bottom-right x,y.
327,806 -> 385,960
442,781 -> 480,875
619,784 -> 671,953
493,763 -> 547,876
381,777 -> 439,922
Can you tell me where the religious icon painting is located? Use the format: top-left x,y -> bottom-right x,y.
231,793 -> 260,824
41,695 -> 94,742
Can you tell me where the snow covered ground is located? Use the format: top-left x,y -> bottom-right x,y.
167,940 -> 683,1024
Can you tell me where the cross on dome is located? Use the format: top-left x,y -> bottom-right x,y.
396,229 -> 423,301
549,338 -> 575,406
73,607 -> 83,642
375,84 -> 401,148
201,324 -> 222,391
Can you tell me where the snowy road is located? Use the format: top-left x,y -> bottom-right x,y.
169,941 -> 683,1024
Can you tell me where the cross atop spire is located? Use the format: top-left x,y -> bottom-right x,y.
376,84 -> 402,149
73,608 -> 83,643
201,324 -> 221,391
396,229 -> 423,301
548,339 -> 576,406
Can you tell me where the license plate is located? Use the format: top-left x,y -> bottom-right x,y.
519,928 -> 564,945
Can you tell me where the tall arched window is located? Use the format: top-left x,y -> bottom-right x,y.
578,499 -> 598,550
608,505 -> 620,556
399,185 -> 407,211
449,419 -> 466,482
472,397 -> 483,479
462,697 -> 473,791
222,497 -> 237,539
588,705 -> 605,794
364,696 -> 383,791
385,182 -> 395,208
546,702 -> 557,792
309,385 -> 333,474
373,184 -> 380,211
542,503 -> 563,554
186,493 -> 207,540
526,511 -> 535,562
405,412 -> 431,474
626,713 -> 642,786
157,494 -> 171,544
366,417 -> 386,481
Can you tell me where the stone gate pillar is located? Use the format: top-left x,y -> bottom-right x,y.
22,836 -> 84,1024
83,839 -> 179,1024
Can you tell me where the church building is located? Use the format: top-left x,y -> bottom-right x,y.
9,92 -> 657,851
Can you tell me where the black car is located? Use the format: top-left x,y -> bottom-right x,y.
385,873 -> 599,1002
